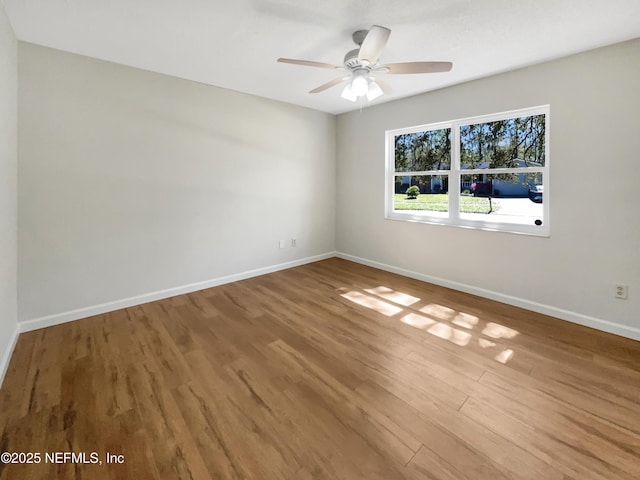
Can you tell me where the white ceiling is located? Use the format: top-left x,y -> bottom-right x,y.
3,0 -> 640,115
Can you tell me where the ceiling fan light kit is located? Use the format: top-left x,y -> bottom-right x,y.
340,83 -> 356,102
277,25 -> 453,104
350,70 -> 369,96
366,79 -> 383,101
339,67 -> 384,103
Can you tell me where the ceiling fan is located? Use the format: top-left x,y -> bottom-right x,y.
277,25 -> 453,103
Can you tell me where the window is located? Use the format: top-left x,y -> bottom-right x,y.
386,106 -> 549,236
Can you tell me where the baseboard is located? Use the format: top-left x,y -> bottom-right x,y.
336,252 -> 640,342
0,323 -> 20,389
19,252 -> 337,333
18,250 -> 640,342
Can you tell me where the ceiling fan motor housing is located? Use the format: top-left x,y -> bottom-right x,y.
343,49 -> 363,69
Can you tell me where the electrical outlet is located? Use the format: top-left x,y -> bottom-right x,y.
279,239 -> 285,249
291,238 -> 297,247
615,284 -> 628,300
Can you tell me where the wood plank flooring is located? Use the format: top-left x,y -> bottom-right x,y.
1,257 -> 639,479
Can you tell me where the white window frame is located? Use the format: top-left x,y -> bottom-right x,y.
385,105 -> 550,236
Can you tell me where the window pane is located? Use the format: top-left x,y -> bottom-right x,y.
395,128 -> 451,172
459,173 -> 543,226
460,114 -> 545,169
394,175 -> 449,213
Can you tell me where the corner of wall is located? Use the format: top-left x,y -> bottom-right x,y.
0,0 -> 19,389
0,324 -> 19,388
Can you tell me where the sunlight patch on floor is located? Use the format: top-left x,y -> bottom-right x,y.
401,313 -> 436,329
478,338 -> 497,348
427,322 -> 471,346
340,286 -> 519,364
401,313 -> 471,346
452,312 -> 479,329
482,322 -> 519,339
340,291 -> 403,316
365,286 -> 421,306
495,349 -> 514,364
420,303 -> 456,320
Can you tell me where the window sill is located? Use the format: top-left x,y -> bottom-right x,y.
385,211 -> 550,237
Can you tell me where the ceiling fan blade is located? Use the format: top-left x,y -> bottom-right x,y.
309,77 -> 347,94
384,61 -> 453,74
277,58 -> 340,70
358,25 -> 391,66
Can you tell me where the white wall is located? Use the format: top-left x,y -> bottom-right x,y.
14,38 -> 640,341
18,43 -> 336,325
336,39 -> 640,339
0,4 -> 18,382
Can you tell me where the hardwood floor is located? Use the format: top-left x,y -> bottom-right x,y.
1,257 -> 639,479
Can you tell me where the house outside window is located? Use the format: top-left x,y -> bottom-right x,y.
386,105 -> 549,236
